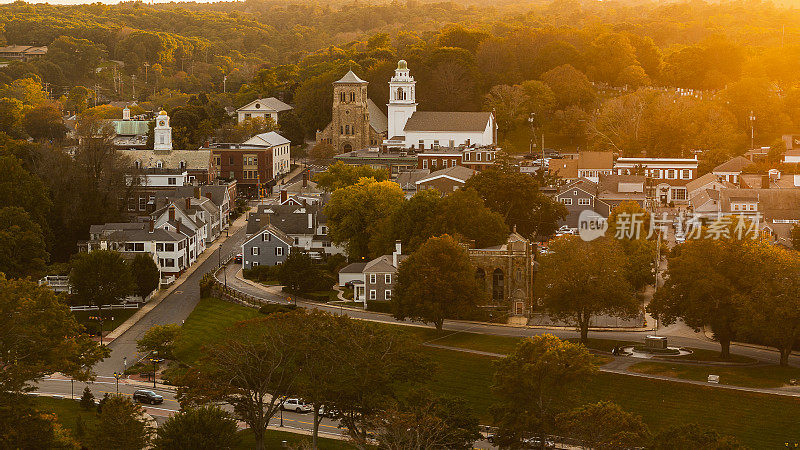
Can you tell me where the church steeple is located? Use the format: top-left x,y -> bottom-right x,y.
387,60 -> 417,139
154,109 -> 172,152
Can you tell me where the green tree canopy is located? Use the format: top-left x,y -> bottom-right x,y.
130,253 -> 160,299
136,324 -> 181,361
315,161 -> 389,192
69,250 -> 134,307
0,206 -> 49,279
90,395 -> 152,450
556,401 -> 650,449
154,406 -> 240,450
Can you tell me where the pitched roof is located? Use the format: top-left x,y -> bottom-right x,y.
242,131 -> 291,147
107,227 -> 184,242
417,165 -> 476,185
690,188 -> 720,210
577,152 -> 614,170
720,188 -> 800,220
403,111 -> 492,133
334,70 -> 368,84
396,169 -> 430,189
281,178 -> 323,195
339,262 -> 367,274
556,178 -> 598,197
367,99 -> 388,134
597,175 -> 647,201
549,159 -> 578,179
364,254 -> 407,273
237,97 -> 293,113
686,172 -> 722,193
244,222 -> 294,247
120,149 -> 212,171
713,156 -> 753,173
253,204 -> 324,235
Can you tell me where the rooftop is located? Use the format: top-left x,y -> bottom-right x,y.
404,111 -> 492,133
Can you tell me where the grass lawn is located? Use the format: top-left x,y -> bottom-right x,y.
629,361 -> 800,389
421,347 -> 800,449
174,297 -> 799,448
236,429 -> 354,449
659,346 -> 756,364
33,396 -> 99,446
73,308 -> 138,335
172,297 -> 260,365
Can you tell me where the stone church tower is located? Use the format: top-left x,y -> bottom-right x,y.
315,70 -> 388,152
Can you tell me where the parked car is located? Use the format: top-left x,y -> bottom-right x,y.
132,389 -> 163,405
234,253 -> 243,263
281,398 -> 312,413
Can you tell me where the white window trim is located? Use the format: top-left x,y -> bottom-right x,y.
369,273 -> 377,284
385,274 -> 391,284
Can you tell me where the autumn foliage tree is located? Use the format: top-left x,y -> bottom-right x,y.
393,235 -> 486,330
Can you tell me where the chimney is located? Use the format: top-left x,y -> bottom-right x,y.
302,170 -> 308,187
393,241 -> 402,267
176,218 -> 181,234
168,205 -> 175,222
148,219 -> 154,233
280,189 -> 288,203
185,197 -> 191,211
194,186 -> 201,199
308,213 -> 313,230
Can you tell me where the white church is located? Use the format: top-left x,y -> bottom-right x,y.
316,60 -> 497,152
384,60 -> 497,150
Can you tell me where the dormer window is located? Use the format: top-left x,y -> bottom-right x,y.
134,160 -> 141,169
156,161 -> 163,169
179,161 -> 186,170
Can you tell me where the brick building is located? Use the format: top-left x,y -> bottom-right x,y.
207,131 -> 291,197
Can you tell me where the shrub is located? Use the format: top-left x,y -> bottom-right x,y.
258,303 -> 297,315
79,387 -> 95,410
367,301 -> 394,314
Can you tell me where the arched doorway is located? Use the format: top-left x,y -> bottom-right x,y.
492,269 -> 504,303
342,143 -> 352,152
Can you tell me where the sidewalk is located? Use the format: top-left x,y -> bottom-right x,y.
105,211 -> 250,343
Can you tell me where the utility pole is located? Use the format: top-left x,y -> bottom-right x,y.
143,62 -> 149,84
93,85 -> 99,107
131,75 -> 136,100
223,74 -> 227,94
749,111 -> 756,151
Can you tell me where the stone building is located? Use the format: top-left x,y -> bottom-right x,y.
468,230 -> 536,321
315,70 -> 388,152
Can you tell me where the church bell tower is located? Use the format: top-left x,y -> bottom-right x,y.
154,109 -> 172,152
387,60 -> 417,139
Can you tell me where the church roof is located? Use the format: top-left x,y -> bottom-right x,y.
403,111 -> 492,132
334,70 -> 367,84
367,99 -> 388,134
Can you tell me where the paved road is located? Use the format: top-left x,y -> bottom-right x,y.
94,225 -> 248,376
220,264 -> 800,367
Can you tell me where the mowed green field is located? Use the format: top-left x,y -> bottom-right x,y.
175,297 -> 800,448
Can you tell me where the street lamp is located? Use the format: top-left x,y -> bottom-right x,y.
113,372 -> 121,394
150,351 -> 158,388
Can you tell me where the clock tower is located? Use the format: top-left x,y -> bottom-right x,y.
154,110 -> 172,152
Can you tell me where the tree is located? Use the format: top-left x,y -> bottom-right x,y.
154,406 -> 240,450
0,97 -> 24,137
394,235 -> 486,330
65,85 -> 92,113
556,401 -> 650,449
308,141 -> 337,165
363,390 -> 481,450
541,64 -> 596,109
23,104 -> 67,142
536,237 -> 638,344
0,155 -> 51,231
80,387 -> 95,411
325,179 -> 404,259
278,249 -> 331,293
0,393 -> 78,449
737,244 -> 800,366
491,335 -> 596,448
0,206 -> 48,279
649,230 -> 756,359
606,201 -> 657,290
70,250 -> 134,307
177,312 -> 307,450
0,275 -> 107,393
465,157 -> 567,239
91,395 -> 152,450
649,423 -> 743,450
483,84 -> 529,134
130,253 -> 160,299
137,324 -> 181,361
315,161 -> 389,192
791,223 -> 800,251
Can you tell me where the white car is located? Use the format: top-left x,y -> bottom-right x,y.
281,398 -> 312,413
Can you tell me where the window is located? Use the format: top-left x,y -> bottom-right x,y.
168,177 -> 176,185
322,241 -> 331,247
164,258 -> 175,267
477,153 -> 482,161
369,273 -> 377,284
276,247 -> 284,256
320,226 -> 327,235
229,156 -> 234,165
464,153 -> 470,161
452,159 -> 457,167
179,161 -> 186,170
252,261 -> 259,267
432,160 -> 438,169
433,140 -> 440,148
293,237 -> 299,245
244,113 -> 251,120
385,290 -> 392,300
561,198 -> 573,205
262,232 -> 271,241
422,159 -> 428,169
449,140 -> 455,147
350,92 -> 356,102
165,243 -> 175,251
369,290 -> 376,300
682,169 -> 691,179
418,140 -> 425,150
251,247 -> 259,256
139,197 -> 146,210
578,198 -> 591,206
668,169 -> 676,179
156,161 -> 163,169
345,125 -> 350,135
339,92 -> 346,102
156,243 -> 164,252
673,188 -> 687,201
385,274 -> 391,284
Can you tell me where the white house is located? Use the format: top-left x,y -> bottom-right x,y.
383,60 -> 497,149
613,156 -> 699,181
241,131 -> 292,180
712,156 -> 753,184
236,98 -> 293,124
